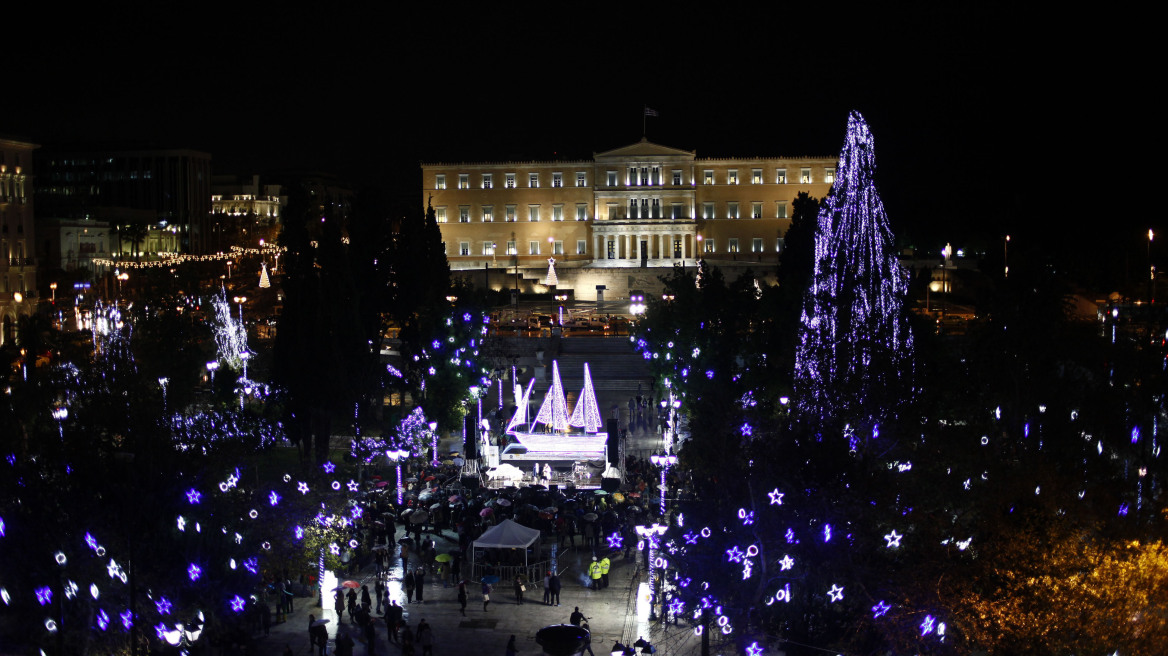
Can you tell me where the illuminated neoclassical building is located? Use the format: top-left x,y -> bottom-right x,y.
1,137 -> 38,344
422,139 -> 834,299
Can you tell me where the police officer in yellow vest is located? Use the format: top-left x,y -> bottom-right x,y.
599,555 -> 611,589
588,557 -> 602,590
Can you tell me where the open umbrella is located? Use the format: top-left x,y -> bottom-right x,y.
453,457 -> 465,466
429,503 -> 442,511
425,475 -> 436,482
538,511 -> 554,520
435,553 -> 453,563
583,513 -> 598,522
398,537 -> 413,545
312,619 -> 331,627
481,575 -> 500,585
495,498 -> 512,507
371,545 -> 389,552
594,490 -> 609,496
542,506 -> 558,514
442,459 -> 454,466
409,510 -> 430,524
612,492 -> 625,502
628,492 -> 641,498
448,495 -> 462,503
340,580 -> 361,589
479,508 -> 494,517
375,481 -> 390,488
406,477 -> 419,483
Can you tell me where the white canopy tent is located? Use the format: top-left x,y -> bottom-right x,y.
471,518 -> 542,569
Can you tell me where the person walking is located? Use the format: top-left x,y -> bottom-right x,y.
457,580 -> 468,616
513,573 -> 527,605
386,600 -> 402,645
599,555 -> 611,589
347,587 -> 358,622
482,580 -> 493,612
548,571 -> 562,606
414,567 -> 426,603
417,619 -> 434,656
569,606 -> 586,626
580,622 -> 596,656
361,584 -> 372,610
588,557 -> 602,590
376,578 -> 386,615
404,570 -> 416,604
309,614 -> 329,656
505,635 -> 518,656
335,588 -> 347,621
400,624 -> 415,656
542,571 -> 552,605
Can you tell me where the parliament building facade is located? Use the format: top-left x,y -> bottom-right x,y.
422,139 -> 835,299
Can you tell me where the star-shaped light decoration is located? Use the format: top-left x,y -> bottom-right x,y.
107,559 -> 123,580
186,488 -> 201,504
230,595 -> 246,612
351,505 -> 364,519
322,461 -> 336,474
120,609 -> 133,631
668,597 -> 685,615
294,526 -> 304,540
683,531 -> 698,545
778,555 -> 795,571
329,543 -> 341,556
156,597 -> 172,615
154,623 -> 168,640
269,491 -> 280,506
740,422 -> 753,437
85,532 -> 99,550
64,580 -> 79,600
96,609 -> 109,631
768,488 -> 784,505
746,642 -> 764,656
920,614 -> 936,636
297,482 -> 310,495
742,559 -> 753,579
244,557 -> 259,574
884,530 -> 903,548
176,516 -> 186,532
872,600 -> 891,618
347,479 -> 360,493
188,563 -> 202,582
35,586 -> 52,606
607,532 -> 624,549
827,584 -> 844,603
726,546 -> 745,563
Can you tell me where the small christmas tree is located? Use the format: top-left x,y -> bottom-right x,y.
545,257 -> 558,286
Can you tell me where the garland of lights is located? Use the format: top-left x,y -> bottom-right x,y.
92,244 -> 287,269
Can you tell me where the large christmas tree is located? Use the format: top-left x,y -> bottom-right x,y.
793,110 -> 914,431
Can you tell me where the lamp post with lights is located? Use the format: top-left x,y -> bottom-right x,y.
386,448 -> 411,505
635,523 -> 668,622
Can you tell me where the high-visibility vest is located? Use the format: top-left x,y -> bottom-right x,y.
589,562 -> 602,579
599,558 -> 610,574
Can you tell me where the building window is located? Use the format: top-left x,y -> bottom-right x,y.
553,240 -> 563,255
671,203 -> 685,219
459,206 -> 470,223
751,169 -> 763,184
776,201 -> 788,219
529,240 -> 540,255
628,167 -> 637,185
704,170 -> 714,185
641,167 -> 649,185
577,240 -> 587,254
529,173 -> 539,188
652,166 -> 661,185
651,198 -> 661,219
776,238 -> 783,252
752,238 -> 763,253
435,174 -> 446,190
506,173 -> 516,188
506,205 -> 517,222
576,204 -> 587,221
728,202 -> 739,219
552,205 -> 564,221
703,202 -> 715,219
672,170 -> 682,185
776,169 -> 787,184
458,174 -> 469,189
459,241 -> 470,256
483,241 -> 496,256
751,202 -> 762,219
435,207 -> 448,223
824,168 -> 835,184
704,239 -> 715,253
506,240 -> 516,255
728,170 -> 739,185
529,205 -> 540,222
482,173 -> 493,189
629,199 -> 639,219
606,170 -> 617,186
482,205 -> 494,222
576,171 -> 586,187
552,172 -> 563,188
800,168 -> 811,184
729,238 -> 740,253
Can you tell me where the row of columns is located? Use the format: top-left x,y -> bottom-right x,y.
592,232 -> 696,261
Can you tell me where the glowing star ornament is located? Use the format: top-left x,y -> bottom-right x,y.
872,600 -> 892,618
186,489 -> 201,504
884,530 -> 903,548
35,586 -> 52,606
768,488 -> 784,505
230,595 -> 247,612
269,491 -> 280,506
188,564 -> 202,581
120,609 -> 133,631
827,584 -> 845,602
921,615 -> 936,636
323,461 -> 336,474
747,643 -> 764,656
156,597 -> 172,615
347,480 -> 360,493
726,546 -> 745,563
298,482 -> 310,495
177,516 -> 186,531
607,532 -> 624,549
778,555 -> 795,571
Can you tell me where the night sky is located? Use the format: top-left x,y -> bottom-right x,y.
7,7 -> 1150,268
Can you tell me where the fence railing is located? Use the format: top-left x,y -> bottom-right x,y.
468,560 -> 548,586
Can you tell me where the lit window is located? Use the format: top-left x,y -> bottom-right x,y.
459,206 -> 470,223
641,167 -> 649,185
459,241 -> 470,256
576,171 -> 586,187
576,204 -> 587,221
825,168 -> 835,184
628,167 -> 638,185
776,201 -> 788,219
776,169 -> 787,184
553,241 -> 564,255
607,170 -> 617,186
435,207 -> 448,223
506,204 -> 517,222
435,174 -> 446,190
751,202 -> 762,219
482,205 -> 493,222
704,239 -> 715,253
751,169 -> 762,184
671,203 -> 685,219
529,240 -> 540,255
729,238 -> 740,253
651,166 -> 661,185
703,202 -> 715,219
482,173 -> 493,189
505,173 -> 516,188
458,174 -> 469,189
629,199 -> 639,219
576,240 -> 587,254
776,237 -> 783,252
552,205 -> 564,221
552,172 -> 563,188
483,241 -> 496,256
704,170 -> 714,185
529,173 -> 539,188
529,205 -> 540,222
800,168 -> 811,184
651,198 -> 661,219
752,238 -> 763,253
728,170 -> 738,185
672,170 -> 682,185
506,240 -> 516,255
728,202 -> 739,219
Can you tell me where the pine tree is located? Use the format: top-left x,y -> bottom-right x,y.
793,111 -> 914,433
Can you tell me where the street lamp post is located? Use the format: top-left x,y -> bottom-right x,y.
635,523 -> 668,622
940,243 -> 952,321
1148,229 -> 1155,305
386,448 -> 411,505
1004,234 -> 1010,279
49,281 -> 57,304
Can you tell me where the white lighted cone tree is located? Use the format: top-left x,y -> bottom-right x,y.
793,110 -> 914,431
545,257 -> 558,286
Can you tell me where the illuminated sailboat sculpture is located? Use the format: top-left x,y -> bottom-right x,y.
507,361 -> 608,454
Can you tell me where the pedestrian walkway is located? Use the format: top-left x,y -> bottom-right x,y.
250,526 -> 654,655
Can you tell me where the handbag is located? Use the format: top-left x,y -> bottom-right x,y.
520,584 -> 526,592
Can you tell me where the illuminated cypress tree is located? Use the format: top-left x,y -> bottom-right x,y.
793,111 -> 913,430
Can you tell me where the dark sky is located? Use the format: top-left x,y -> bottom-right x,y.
6,6 -> 1150,260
